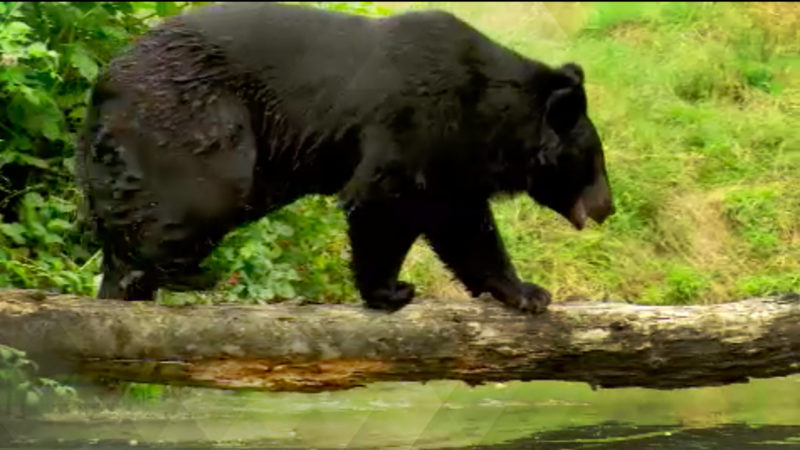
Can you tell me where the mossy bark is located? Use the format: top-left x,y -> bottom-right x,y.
1,289 -> 798,391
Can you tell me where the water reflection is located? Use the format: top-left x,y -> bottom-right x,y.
2,375 -> 799,448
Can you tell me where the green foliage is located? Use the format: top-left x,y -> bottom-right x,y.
204,217 -> 301,303
269,196 -> 358,303
309,2 -> 393,17
583,2 -> 702,33
722,187 -> 781,257
735,273 -> 800,298
198,195 -> 357,304
0,192 -> 99,293
0,344 -> 79,417
120,382 -> 166,403
663,265 -> 709,304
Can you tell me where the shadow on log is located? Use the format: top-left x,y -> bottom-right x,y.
1,288 -> 798,391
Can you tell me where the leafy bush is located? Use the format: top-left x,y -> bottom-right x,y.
203,217 -> 301,302
0,344 -> 79,417
0,192 -> 98,293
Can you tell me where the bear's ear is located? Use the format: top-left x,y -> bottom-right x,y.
545,63 -> 587,135
559,63 -> 584,85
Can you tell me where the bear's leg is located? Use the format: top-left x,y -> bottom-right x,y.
87,91 -> 256,301
97,229 -> 224,301
423,201 -> 551,314
97,248 -> 158,301
346,202 -> 421,312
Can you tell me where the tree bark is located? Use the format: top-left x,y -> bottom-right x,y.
1,288 -> 798,391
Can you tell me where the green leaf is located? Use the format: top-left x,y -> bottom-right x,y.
19,85 -> 40,106
6,92 -> 65,140
0,346 -> 17,362
275,282 -> 296,299
0,223 -> 27,245
99,25 -> 127,41
26,42 -> 55,59
29,221 -> 49,238
54,385 -> 77,398
107,2 -> 134,15
25,390 -> 41,407
38,377 -> 59,387
15,153 -> 50,169
43,233 -> 65,245
0,65 -> 26,85
68,106 -> 87,121
155,2 -> 179,17
22,192 -> 45,208
4,21 -> 31,38
68,45 -> 98,82
273,222 -> 294,237
46,219 -> 72,233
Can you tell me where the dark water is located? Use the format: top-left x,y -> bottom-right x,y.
2,375 -> 799,449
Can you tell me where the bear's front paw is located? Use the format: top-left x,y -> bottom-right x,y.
500,282 -> 552,315
363,281 -> 416,312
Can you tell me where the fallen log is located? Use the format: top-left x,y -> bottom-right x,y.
0,288 -> 798,391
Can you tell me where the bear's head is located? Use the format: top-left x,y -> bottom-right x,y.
527,63 -> 615,230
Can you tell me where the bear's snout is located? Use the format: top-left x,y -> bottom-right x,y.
568,176 -> 614,230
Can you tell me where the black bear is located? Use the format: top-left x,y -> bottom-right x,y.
76,2 -> 614,314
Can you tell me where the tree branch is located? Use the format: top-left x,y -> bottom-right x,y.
1,288 -> 798,391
